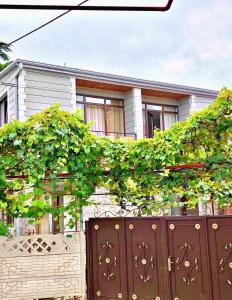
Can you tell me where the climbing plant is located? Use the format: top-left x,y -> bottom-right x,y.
0,106 -> 104,226
102,88 -> 232,212
0,88 -> 231,224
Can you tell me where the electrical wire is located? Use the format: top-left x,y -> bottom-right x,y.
8,0 -> 90,45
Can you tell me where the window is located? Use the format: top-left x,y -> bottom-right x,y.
76,95 -> 125,137
143,103 -> 178,137
35,196 -> 79,234
0,96 -> 8,127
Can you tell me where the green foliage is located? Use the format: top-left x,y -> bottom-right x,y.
0,88 -> 231,223
0,105 -> 104,224
0,61 -> 11,72
0,41 -> 11,62
102,88 -> 232,211
0,221 -> 13,237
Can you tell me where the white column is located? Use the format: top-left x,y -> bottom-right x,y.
18,68 -> 27,122
124,88 -> 143,139
132,88 -> 143,139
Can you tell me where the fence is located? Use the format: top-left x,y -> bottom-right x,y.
0,233 -> 86,300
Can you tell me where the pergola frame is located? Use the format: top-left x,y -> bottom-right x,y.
6,162 -> 230,181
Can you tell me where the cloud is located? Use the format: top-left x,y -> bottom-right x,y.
1,0 -> 232,90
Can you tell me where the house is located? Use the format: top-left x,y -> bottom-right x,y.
0,58 -> 220,231
0,59 -> 218,138
0,59 -> 218,300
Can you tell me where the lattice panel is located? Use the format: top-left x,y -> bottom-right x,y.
0,232 -> 86,300
0,233 -> 80,257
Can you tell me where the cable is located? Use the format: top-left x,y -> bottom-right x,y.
0,81 -> 17,87
8,0 -> 90,45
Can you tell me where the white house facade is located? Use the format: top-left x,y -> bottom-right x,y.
0,60 -> 218,300
0,59 -> 218,139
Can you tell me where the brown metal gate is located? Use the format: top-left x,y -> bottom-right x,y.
86,216 -> 232,300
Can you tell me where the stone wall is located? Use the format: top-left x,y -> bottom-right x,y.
0,233 -> 86,300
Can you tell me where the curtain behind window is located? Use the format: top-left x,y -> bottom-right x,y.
164,113 -> 177,129
106,107 -> 124,137
86,105 -> 105,135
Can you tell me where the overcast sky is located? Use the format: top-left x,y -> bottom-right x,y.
1,0 -> 232,90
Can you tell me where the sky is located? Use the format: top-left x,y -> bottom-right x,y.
1,0 -> 232,90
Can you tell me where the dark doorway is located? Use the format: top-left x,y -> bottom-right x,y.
147,111 -> 162,137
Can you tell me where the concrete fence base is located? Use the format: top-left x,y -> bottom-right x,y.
0,233 -> 86,300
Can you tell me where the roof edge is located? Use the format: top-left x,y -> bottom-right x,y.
1,59 -> 219,98
0,60 -> 19,78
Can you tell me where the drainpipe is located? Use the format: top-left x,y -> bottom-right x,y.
14,62 -> 23,236
14,62 -> 23,121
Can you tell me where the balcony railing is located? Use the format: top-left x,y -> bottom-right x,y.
91,130 -> 137,139
143,134 -> 154,139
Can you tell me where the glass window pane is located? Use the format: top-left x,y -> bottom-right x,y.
147,111 -> 163,137
164,113 -> 178,129
86,104 -> 105,134
143,110 -> 146,137
76,95 -> 84,102
106,99 -> 123,106
0,97 -> 7,127
106,107 -> 124,135
147,104 -> 162,111
163,106 -> 178,112
86,97 -> 104,104
77,103 -> 84,110
76,103 -> 84,117
153,111 -> 163,130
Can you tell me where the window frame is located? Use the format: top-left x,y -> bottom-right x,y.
76,94 -> 126,136
143,102 -> 179,137
0,94 -> 8,127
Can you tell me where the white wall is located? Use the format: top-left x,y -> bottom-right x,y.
24,69 -> 73,118
142,95 -> 180,106
191,95 -> 215,114
0,68 -> 18,121
178,96 -> 191,121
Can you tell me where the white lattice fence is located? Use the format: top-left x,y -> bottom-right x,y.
0,233 -> 86,300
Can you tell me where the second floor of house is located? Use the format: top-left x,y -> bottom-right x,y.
0,59 -> 218,139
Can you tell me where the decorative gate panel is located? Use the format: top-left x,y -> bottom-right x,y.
86,216 -> 232,300
86,219 -> 127,300
166,218 -> 211,300
207,216 -> 232,300
125,218 -> 167,300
